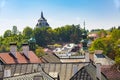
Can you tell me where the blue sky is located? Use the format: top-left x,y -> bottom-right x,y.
0,0 -> 120,35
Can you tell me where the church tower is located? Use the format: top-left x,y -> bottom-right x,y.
36,12 -> 49,28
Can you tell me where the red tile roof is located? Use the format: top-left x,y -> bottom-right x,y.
0,51 -> 41,64
102,65 -> 120,80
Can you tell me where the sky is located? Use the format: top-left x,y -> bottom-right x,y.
0,0 -> 120,35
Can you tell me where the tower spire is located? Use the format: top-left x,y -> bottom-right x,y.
41,11 -> 43,18
36,11 -> 49,28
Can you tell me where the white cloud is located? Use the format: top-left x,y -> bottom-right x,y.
114,0 -> 120,10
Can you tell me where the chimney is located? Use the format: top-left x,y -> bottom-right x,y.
10,42 -> 17,58
85,51 -> 89,62
22,43 -> 29,59
96,63 -> 101,80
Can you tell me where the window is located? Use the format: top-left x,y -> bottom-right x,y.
95,54 -> 105,58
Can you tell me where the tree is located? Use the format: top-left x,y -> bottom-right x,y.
34,27 -> 56,47
118,26 -> 120,30
35,47 -> 45,57
3,30 -> 12,38
89,28 -> 120,67
0,45 -> 9,52
34,27 -> 49,47
89,38 -> 107,53
0,36 -> 3,46
12,26 -> 18,35
98,29 -> 107,38
111,29 -> 120,42
55,25 -> 82,43
23,26 -> 33,39
114,39 -> 120,65
33,24 -> 83,47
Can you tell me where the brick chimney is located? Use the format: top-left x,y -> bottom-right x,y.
10,42 -> 17,58
22,43 -> 29,59
96,63 -> 101,80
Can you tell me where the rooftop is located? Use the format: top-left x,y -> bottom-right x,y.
102,65 -> 120,80
0,51 -> 41,64
41,53 -> 61,63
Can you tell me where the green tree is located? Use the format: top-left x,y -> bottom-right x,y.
23,26 -> 33,39
34,27 -> 52,47
114,39 -> 120,65
55,24 -> 82,43
111,29 -> 120,42
35,47 -> 45,57
89,38 -> 106,53
0,36 -> 3,46
3,30 -> 12,38
12,26 -> 18,35
98,29 -> 107,38
0,45 -> 9,52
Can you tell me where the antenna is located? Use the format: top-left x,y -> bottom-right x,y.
83,20 -> 86,30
